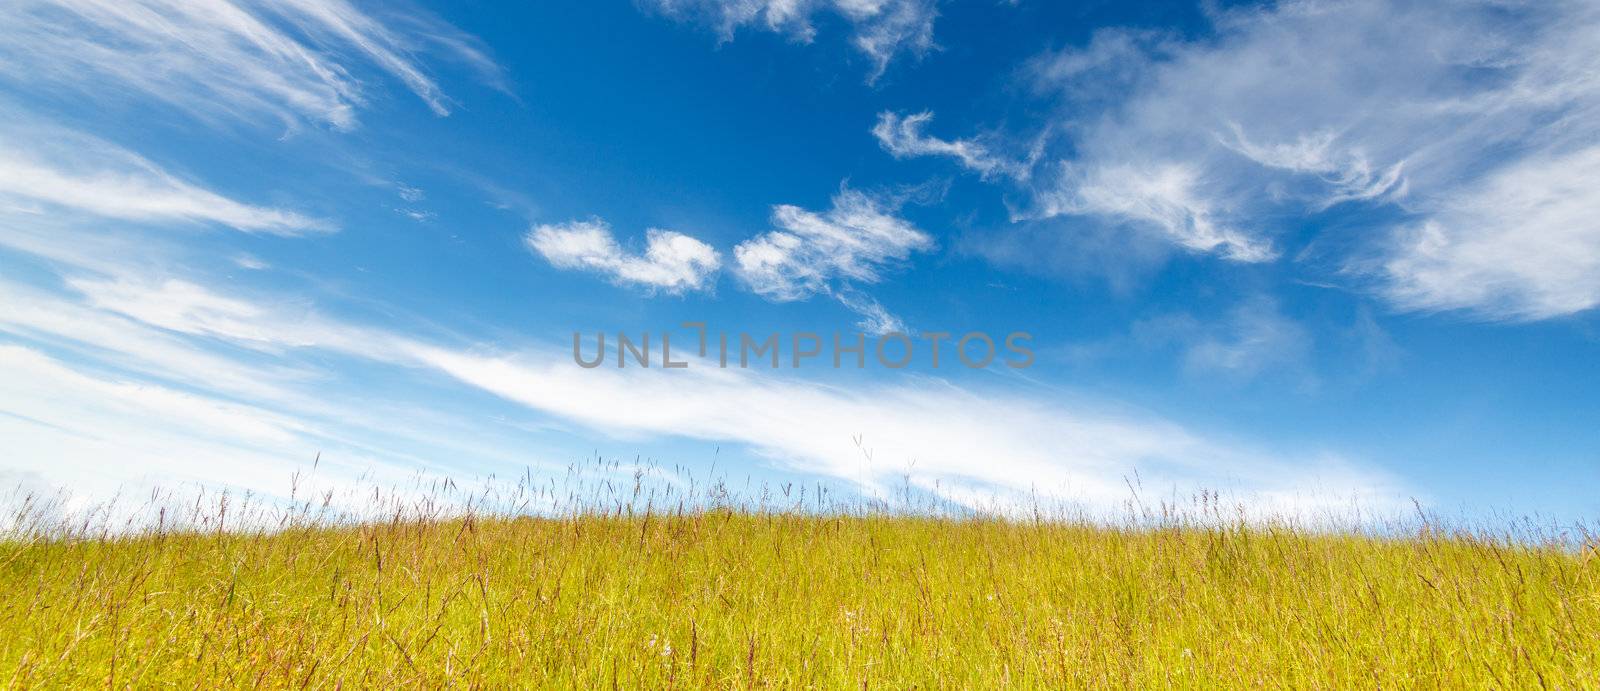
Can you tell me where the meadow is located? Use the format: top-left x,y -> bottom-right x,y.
1,468 -> 1597,688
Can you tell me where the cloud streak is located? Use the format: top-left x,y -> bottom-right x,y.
0,0 -> 500,130
0,258 -> 1407,517
0,121 -> 329,234
873,111 -> 1032,181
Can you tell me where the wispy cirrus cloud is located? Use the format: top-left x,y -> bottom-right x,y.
872,111 -> 1033,181
0,121 -> 329,235
0,268 -> 593,506
525,219 -> 722,293
0,0 -> 502,131
1377,146 -> 1600,320
0,263 -> 1408,516
1037,161 -> 1278,263
643,0 -> 937,82
880,0 -> 1600,320
1217,124 -> 1406,210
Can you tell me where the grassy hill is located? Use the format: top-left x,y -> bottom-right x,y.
2,488 -> 1597,688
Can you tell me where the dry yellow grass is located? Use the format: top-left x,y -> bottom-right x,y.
2,479 -> 1598,688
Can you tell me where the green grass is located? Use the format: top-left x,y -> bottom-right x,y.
3,485 -> 1598,689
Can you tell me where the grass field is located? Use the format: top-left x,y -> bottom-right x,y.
2,475 -> 1598,688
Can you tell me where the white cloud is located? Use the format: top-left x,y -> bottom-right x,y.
523,192 -> 926,330
0,345 -> 306,446
57,274 -> 412,361
734,187 -> 933,300
0,344 -> 327,498
887,0 -> 1600,319
0,0 -> 500,130
1039,161 -> 1277,262
1,265 -> 1409,517
0,273 -> 581,508
733,187 -> 932,333
0,122 -> 329,234
1052,0 -> 1600,314
1218,124 -> 1407,209
0,341 -> 546,521
67,276 -> 298,349
840,0 -> 937,82
411,342 -> 1402,514
644,0 -> 936,82
233,254 -> 269,270
832,288 -> 907,335
0,278 -> 315,404
872,111 -> 1031,181
1379,145 -> 1600,320
526,219 -> 722,293
396,184 -> 426,203
246,287 -> 1412,512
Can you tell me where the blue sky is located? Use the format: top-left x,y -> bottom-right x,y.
1,0 -> 1596,523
